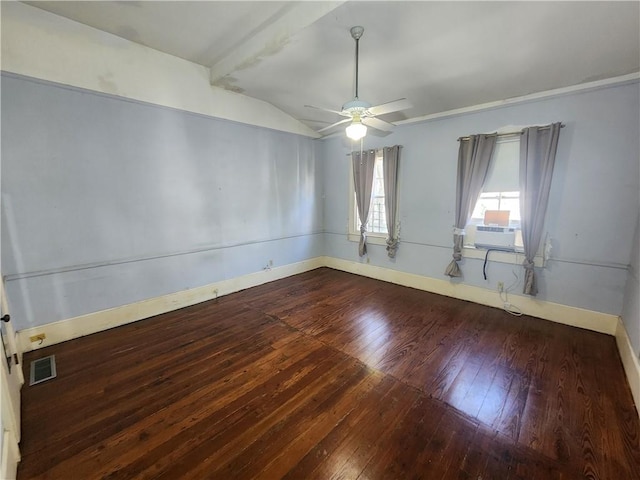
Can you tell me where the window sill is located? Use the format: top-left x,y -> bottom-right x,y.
462,246 -> 544,267
344,235 -> 544,266
347,233 -> 388,246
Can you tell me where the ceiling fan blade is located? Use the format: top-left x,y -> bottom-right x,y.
368,98 -> 412,116
317,117 -> 352,134
304,104 -> 350,117
368,129 -> 393,138
362,116 -> 395,132
300,118 -> 333,125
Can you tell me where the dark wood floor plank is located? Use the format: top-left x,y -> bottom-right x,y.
40,345 -> 344,479
21,303 -> 269,413
235,366 -> 378,480
21,314 -> 291,458
328,382 -> 421,480
500,326 -> 550,446
21,328 -> 322,479
384,401 -> 449,478
302,378 -> 418,480
18,267 -> 640,480
366,396 -> 452,479
22,308 -> 277,423
150,352 -> 355,480
279,371 -> 392,480
403,306 -> 474,393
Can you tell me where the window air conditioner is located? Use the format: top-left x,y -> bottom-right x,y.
474,226 -> 516,251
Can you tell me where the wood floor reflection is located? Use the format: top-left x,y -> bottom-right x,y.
19,268 -> 640,479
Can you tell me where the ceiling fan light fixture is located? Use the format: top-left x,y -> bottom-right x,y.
304,25 -> 410,138
346,118 -> 367,140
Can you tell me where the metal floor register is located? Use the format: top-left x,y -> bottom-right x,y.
29,355 -> 57,386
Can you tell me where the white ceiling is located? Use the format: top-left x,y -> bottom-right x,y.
26,1 -> 640,134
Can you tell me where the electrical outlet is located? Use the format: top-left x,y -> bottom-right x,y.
30,333 -> 46,343
497,282 -> 504,293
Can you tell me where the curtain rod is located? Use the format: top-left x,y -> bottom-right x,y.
346,145 -> 402,156
347,148 -> 379,156
457,123 -> 565,142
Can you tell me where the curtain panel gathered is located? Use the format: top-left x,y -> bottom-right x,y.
352,149 -> 376,256
445,134 -> 497,277
519,123 -> 561,295
383,146 -> 401,258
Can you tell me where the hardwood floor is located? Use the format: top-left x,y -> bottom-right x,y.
18,268 -> 640,479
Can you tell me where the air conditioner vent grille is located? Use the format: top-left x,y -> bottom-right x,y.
477,226 -> 515,233
29,355 -> 57,386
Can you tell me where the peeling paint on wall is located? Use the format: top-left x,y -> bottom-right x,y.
97,73 -> 119,95
114,25 -> 141,45
212,31 -> 291,91
1,2 -> 319,137
212,76 -> 244,94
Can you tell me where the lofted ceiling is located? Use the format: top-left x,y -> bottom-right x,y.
25,1 -> 640,135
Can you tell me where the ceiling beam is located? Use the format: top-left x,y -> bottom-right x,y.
209,1 -> 344,86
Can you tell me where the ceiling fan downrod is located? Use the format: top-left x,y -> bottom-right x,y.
351,26 -> 364,100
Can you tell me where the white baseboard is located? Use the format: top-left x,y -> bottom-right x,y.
17,257 -> 325,353
323,257 -> 619,335
16,255 -> 619,348
13,256 -> 637,423
615,317 -> 640,411
18,256 -> 619,351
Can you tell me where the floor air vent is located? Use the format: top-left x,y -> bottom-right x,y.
29,355 -> 57,386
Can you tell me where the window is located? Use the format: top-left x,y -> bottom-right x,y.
454,125 -> 557,270
355,154 -> 387,234
470,191 -> 520,226
349,151 -> 388,242
463,136 -> 525,252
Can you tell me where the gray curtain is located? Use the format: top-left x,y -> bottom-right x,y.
445,134 -> 497,277
352,149 -> 376,256
519,123 -> 561,295
383,145 -> 401,258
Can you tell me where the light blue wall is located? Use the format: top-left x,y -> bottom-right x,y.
1,73 -> 324,330
321,81 -> 640,318
2,73 -> 639,334
622,210 -> 640,357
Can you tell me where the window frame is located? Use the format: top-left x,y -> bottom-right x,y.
347,150 -> 390,246
468,191 -> 522,228
461,134 -> 546,266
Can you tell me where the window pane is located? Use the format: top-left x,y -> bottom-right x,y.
484,138 -> 519,192
500,196 -> 520,222
469,191 -> 520,226
466,138 -> 523,250
370,196 -> 387,233
353,155 -> 388,234
470,195 -> 499,220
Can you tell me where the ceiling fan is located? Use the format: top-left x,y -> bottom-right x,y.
306,26 -> 411,140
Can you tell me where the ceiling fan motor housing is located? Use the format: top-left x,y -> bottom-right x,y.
350,26 -> 364,40
305,24 -> 409,136
342,99 -> 371,115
